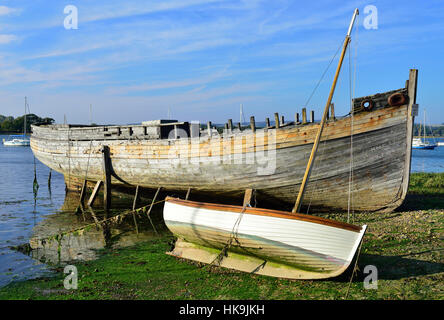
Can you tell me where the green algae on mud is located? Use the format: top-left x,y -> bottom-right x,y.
0,173 -> 443,300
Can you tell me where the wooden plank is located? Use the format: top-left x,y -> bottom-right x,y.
87,180 -> 102,206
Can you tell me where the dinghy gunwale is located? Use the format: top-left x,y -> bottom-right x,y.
164,196 -> 362,233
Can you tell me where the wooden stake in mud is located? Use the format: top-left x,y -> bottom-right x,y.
293,8 -> 359,214
102,146 -> 112,211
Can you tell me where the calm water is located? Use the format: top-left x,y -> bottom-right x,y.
411,138 -> 444,173
0,136 -> 65,287
0,134 -> 443,288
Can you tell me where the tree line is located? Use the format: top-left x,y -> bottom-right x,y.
413,124 -> 444,137
0,114 -> 55,133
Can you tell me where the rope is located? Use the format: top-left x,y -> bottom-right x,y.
344,237 -> 364,299
208,202 -> 250,267
303,41 -> 343,108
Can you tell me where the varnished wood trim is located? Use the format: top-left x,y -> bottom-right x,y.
165,197 -> 362,233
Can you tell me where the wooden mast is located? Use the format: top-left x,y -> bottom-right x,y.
292,9 -> 359,214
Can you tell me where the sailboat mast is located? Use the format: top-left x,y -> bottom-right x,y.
292,9 -> 359,214
24,97 -> 27,136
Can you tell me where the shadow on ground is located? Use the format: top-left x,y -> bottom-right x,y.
397,193 -> 444,212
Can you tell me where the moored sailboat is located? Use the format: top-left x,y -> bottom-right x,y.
2,97 -> 30,147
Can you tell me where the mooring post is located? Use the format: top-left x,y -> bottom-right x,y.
228,119 -> 233,132
102,146 -> 112,211
280,115 -> 285,126
237,122 -> 241,130
265,117 -> 270,128
310,110 -> 315,123
295,112 -> 300,124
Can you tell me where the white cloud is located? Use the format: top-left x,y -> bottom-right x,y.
0,6 -> 17,16
0,34 -> 17,44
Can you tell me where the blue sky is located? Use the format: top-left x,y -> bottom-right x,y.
0,0 -> 443,125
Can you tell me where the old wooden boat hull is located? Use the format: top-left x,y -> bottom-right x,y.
164,197 -> 367,279
30,71 -> 418,212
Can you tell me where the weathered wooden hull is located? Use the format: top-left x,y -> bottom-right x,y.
30,72 -> 417,212
164,197 -> 367,279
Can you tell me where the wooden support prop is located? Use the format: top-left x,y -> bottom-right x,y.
274,113 -> 280,128
330,103 -> 335,120
295,112 -> 300,123
132,185 -> 140,211
185,187 -> 191,200
147,187 -> 162,217
280,115 -> 285,125
310,110 -> 315,123
102,146 -> 112,211
243,189 -> 253,207
79,179 -> 88,205
207,121 -> 212,137
250,116 -> 256,132
228,119 -> 233,131
132,185 -> 140,234
302,108 -> 307,124
87,180 -> 102,206
265,117 -> 270,128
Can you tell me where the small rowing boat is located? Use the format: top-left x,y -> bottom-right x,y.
164,197 -> 366,279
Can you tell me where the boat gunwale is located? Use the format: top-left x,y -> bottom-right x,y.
164,196 -> 363,233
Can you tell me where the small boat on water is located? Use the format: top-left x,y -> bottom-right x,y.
412,138 -> 436,150
2,135 -> 30,146
412,109 -> 437,150
2,97 -> 30,147
164,10 -> 368,280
